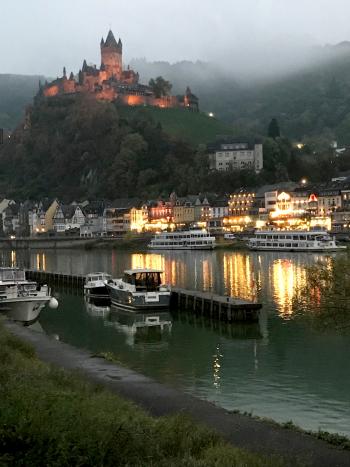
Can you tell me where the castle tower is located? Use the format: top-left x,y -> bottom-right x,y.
100,30 -> 122,80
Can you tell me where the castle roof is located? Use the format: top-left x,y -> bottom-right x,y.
104,30 -> 121,49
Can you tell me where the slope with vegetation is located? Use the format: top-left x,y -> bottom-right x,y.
0,321 -> 290,467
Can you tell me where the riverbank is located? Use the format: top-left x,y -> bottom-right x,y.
0,319 -> 287,467
4,319 -> 350,467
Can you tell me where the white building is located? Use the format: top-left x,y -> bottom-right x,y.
208,138 -> 263,173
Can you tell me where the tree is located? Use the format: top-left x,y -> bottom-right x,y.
268,118 -> 280,139
148,76 -> 172,98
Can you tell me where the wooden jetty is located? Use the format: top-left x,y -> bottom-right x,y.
25,270 -> 262,323
170,288 -> 261,322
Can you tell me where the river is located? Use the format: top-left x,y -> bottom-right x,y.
3,248 -> 350,436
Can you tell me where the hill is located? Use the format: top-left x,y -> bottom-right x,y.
118,106 -> 236,145
0,74 -> 44,129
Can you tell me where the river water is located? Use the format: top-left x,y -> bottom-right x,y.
3,248 -> 350,436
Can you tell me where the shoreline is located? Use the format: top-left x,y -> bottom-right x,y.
4,318 -> 350,467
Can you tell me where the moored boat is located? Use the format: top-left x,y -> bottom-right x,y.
148,229 -> 216,250
84,272 -> 111,302
0,267 -> 58,323
106,269 -> 171,311
248,230 -> 346,252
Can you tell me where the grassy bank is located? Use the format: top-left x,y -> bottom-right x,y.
0,321 -> 292,467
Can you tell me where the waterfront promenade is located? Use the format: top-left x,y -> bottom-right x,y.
5,319 -> 350,467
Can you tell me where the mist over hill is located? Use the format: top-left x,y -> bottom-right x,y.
2,43 -> 350,146
0,74 -> 44,129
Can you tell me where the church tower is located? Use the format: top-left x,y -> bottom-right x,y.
100,30 -> 122,80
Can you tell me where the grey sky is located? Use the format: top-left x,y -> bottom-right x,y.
2,0 -> 350,75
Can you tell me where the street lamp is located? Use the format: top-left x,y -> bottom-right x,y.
301,178 -> 307,186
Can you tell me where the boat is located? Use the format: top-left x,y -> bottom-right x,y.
0,267 -> 58,323
148,229 -> 216,250
84,272 -> 111,302
248,230 -> 346,252
106,269 -> 171,311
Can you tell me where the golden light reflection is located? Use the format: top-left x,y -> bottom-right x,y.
10,250 -> 16,268
202,260 -> 213,291
223,253 -> 256,300
35,253 -> 46,271
271,259 -> 307,317
213,344 -> 223,389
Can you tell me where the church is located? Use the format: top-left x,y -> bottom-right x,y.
40,30 -> 199,111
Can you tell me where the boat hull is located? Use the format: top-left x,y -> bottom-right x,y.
106,284 -> 170,312
249,246 -> 346,252
0,297 -> 49,323
84,285 -> 110,300
148,245 -> 215,250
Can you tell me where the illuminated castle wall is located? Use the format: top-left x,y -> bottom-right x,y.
40,30 -> 199,111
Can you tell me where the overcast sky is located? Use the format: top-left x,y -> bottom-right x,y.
2,0 -> 350,75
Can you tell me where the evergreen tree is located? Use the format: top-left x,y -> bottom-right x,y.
268,118 -> 280,139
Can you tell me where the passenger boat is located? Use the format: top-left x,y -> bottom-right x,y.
106,269 -> 171,311
248,230 -> 346,252
148,230 -> 216,250
84,272 -> 111,302
0,267 -> 58,323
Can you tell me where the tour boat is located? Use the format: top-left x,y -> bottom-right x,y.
106,269 -> 171,311
0,267 -> 58,323
148,230 -> 216,250
84,272 -> 111,301
248,230 -> 346,252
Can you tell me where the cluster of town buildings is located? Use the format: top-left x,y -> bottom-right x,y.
2,179 -> 350,238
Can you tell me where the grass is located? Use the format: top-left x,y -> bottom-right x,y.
0,321 -> 295,467
118,106 -> 236,146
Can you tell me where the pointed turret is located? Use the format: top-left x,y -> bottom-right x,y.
82,60 -> 88,72
69,71 -> 74,80
105,29 -> 118,48
100,37 -> 105,46
63,66 -> 67,78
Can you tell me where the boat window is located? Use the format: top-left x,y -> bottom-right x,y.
292,243 -> 298,247
266,235 -> 272,240
133,272 -> 161,291
299,235 -> 306,240
279,235 -> 285,239
273,243 -> 278,247
285,235 -> 291,239
285,243 -> 291,247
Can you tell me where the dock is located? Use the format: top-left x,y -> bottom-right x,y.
25,270 -> 262,322
170,288 -> 261,322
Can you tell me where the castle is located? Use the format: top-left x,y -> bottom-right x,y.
40,30 -> 199,111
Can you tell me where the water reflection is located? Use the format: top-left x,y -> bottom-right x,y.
103,307 -> 172,349
213,343 -> 223,390
2,248 -> 335,321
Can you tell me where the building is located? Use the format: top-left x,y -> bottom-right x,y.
40,30 -> 199,112
173,201 -> 195,226
208,138 -> 263,173
229,192 -> 255,216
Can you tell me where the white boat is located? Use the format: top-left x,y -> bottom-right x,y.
84,272 -> 111,301
148,230 -> 216,250
106,269 -> 171,311
248,230 -> 346,252
0,267 -> 58,323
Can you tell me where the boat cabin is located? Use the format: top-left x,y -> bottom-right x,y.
85,272 -> 111,284
0,268 -> 26,283
123,269 -> 163,292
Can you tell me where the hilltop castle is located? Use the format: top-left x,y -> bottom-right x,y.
40,30 -> 199,111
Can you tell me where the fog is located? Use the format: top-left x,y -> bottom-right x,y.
3,0 -> 350,80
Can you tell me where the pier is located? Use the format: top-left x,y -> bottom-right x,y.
25,270 -> 262,322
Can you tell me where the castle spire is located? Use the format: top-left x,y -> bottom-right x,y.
82,59 -> 88,72
69,71 -> 74,80
105,29 -> 118,48
100,37 -> 104,46
63,66 -> 67,78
